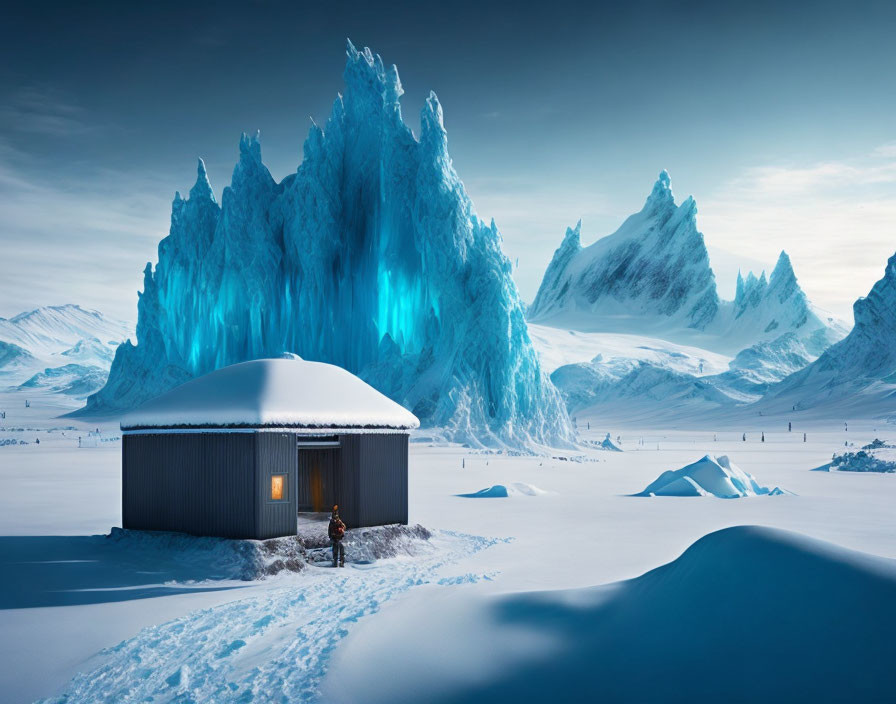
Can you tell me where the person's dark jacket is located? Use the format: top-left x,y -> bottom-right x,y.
328,516 -> 346,541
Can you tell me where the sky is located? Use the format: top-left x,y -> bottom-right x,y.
1,0 -> 895,327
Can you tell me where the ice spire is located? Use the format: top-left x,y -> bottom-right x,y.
84,42 -> 573,450
564,220 -> 583,249
768,250 -> 804,304
189,158 -> 216,203
421,92 -> 448,157
528,220 -> 584,318
770,251 -> 796,287
643,169 -> 675,213
238,131 -> 262,164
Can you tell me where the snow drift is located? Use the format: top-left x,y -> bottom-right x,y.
0,524 -> 434,609
81,42 -> 571,449
600,432 -> 622,451
825,447 -> 896,473
324,526 -> 896,703
456,482 -> 548,498
636,454 -> 785,497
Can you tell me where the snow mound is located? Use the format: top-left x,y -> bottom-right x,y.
325,526 -> 896,704
600,433 -> 622,451
457,482 -> 549,498
104,524 -> 433,581
636,454 -> 786,498
829,448 -> 896,473
121,358 -> 419,430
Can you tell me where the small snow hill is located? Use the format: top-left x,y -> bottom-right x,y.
324,526 -> 896,704
820,446 -> 896,474
636,454 -> 787,497
456,483 -> 548,498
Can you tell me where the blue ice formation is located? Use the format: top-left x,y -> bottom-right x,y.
83,42 -> 573,449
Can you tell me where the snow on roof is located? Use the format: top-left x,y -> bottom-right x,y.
121,358 -> 420,431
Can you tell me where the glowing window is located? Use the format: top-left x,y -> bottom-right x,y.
271,474 -> 287,501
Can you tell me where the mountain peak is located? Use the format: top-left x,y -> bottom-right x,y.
767,249 -> 804,305
231,131 -> 275,193
770,250 -> 796,283
189,158 -> 216,203
344,39 -> 402,114
420,92 -> 447,155
644,169 -> 675,213
238,131 -> 262,163
564,220 -> 582,248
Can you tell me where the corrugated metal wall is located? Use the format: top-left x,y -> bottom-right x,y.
254,433 -> 298,539
357,434 -> 409,527
123,433 -> 257,538
123,430 -> 409,538
335,434 -> 362,528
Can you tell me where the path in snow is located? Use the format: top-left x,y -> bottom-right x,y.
42,530 -> 502,703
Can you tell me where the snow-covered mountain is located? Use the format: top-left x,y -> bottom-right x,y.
723,252 -> 846,355
0,304 -> 130,356
761,251 -> 896,416
82,42 -> 573,448
530,171 -> 719,332
0,304 -> 132,398
0,340 -> 35,373
529,172 -> 845,355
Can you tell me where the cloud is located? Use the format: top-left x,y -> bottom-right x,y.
872,142 -> 896,159
0,145 -> 172,323
698,144 -> 896,323
0,85 -> 94,137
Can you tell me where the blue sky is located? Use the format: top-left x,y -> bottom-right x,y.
2,0 -> 895,325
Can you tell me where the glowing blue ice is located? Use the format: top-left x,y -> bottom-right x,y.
85,42 -> 572,449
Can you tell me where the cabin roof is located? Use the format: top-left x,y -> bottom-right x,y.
120,358 -> 420,431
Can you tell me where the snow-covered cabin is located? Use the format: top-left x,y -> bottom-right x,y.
120,358 -> 419,539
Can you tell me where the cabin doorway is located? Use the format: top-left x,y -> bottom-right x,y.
297,447 -> 339,514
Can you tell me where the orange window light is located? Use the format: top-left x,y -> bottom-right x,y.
271,474 -> 285,501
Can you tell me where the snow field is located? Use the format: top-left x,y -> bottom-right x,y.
324,526 -> 896,703
41,530 -> 501,703
3,403 -> 896,701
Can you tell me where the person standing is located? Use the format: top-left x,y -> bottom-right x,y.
328,505 -> 346,568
